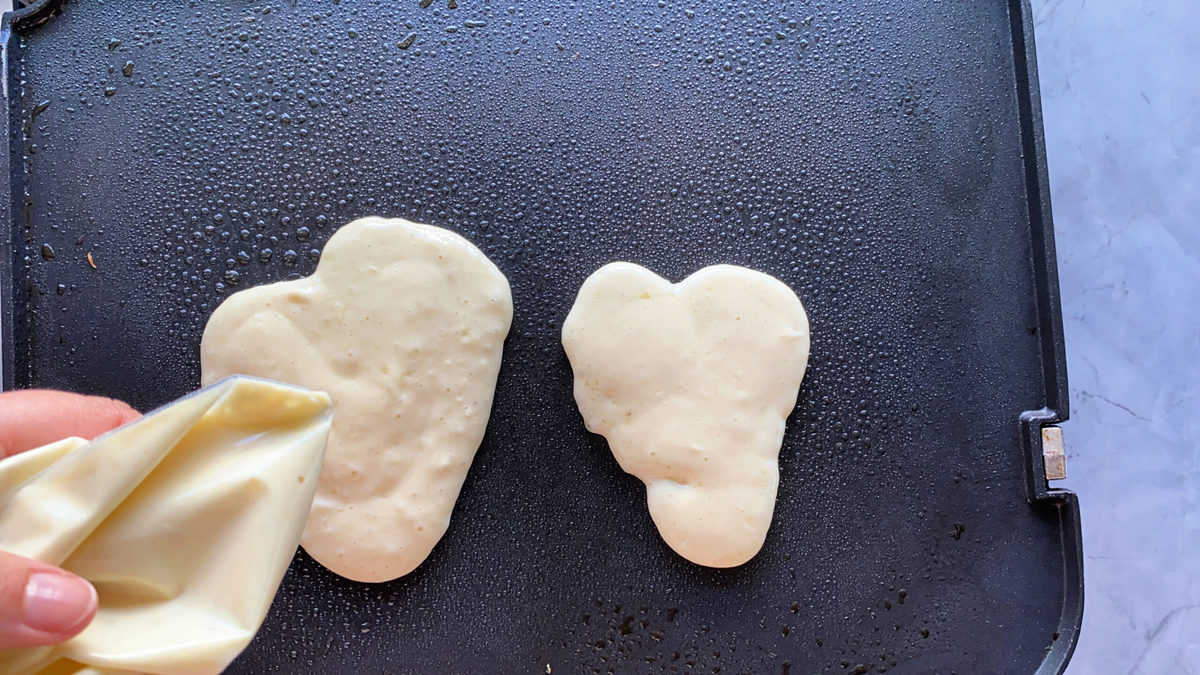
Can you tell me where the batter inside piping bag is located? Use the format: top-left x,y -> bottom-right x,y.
0,376 -> 331,675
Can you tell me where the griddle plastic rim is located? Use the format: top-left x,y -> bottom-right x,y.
6,0 -> 57,32
0,0 -> 75,391
1010,0 -> 1083,672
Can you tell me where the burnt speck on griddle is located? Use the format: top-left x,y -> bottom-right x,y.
32,100 -> 51,118
920,629 -> 930,639
397,32 -> 417,49
447,0 -> 458,8
121,61 -> 134,77
898,589 -> 907,604
104,86 -> 117,97
40,243 -> 56,260
347,29 -> 358,38
618,615 -> 634,635
418,0 -> 432,7
106,38 -> 121,50
951,523 -> 966,540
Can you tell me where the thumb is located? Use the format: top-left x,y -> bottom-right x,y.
0,550 -> 97,648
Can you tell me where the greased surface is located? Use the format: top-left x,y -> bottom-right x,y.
562,263 -> 810,568
201,217 -> 513,583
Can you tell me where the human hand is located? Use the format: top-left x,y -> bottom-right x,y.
0,390 -> 138,648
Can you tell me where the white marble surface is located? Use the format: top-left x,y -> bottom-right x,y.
1031,0 -> 1200,673
2,0 -> 1194,671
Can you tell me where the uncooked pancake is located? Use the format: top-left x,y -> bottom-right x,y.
562,262 -> 810,568
201,217 -> 512,582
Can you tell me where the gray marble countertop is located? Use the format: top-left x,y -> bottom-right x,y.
1032,0 -> 1199,672
1,0 -> 1193,672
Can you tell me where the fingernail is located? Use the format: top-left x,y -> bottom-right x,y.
22,572 -> 97,634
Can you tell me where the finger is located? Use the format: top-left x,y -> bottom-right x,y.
0,390 -> 139,457
0,550 -> 97,648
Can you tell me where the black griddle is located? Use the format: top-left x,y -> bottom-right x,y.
0,1 -> 1082,672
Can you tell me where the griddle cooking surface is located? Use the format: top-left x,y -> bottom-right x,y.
2,1 -> 1080,672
